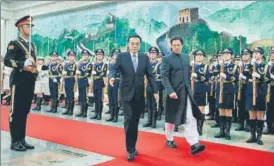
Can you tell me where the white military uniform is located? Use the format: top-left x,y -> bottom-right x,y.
34,65 -> 51,95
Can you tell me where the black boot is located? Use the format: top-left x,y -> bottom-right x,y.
235,120 -> 245,131
246,120 -> 257,143
256,120 -> 264,145
62,101 -> 70,115
88,97 -> 94,107
32,97 -> 42,111
143,109 -> 152,127
106,106 -> 114,121
68,101 -> 74,115
90,101 -> 99,119
211,108 -> 220,128
113,106 -> 119,122
207,103 -> 215,120
52,99 -> 58,113
76,102 -> 84,117
47,99 -> 57,113
225,117 -> 232,140
215,116 -> 226,138
197,120 -> 204,136
96,102 -> 102,120
157,107 -> 163,120
197,114 -> 205,136
151,110 -> 157,128
61,100 -> 68,108
82,103 -> 88,118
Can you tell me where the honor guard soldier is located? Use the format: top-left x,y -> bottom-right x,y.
156,52 -> 164,120
232,55 -> 242,123
235,49 -> 252,131
214,48 -> 239,140
62,50 -> 77,115
264,46 -> 274,135
191,50 -> 210,135
143,47 -> 160,128
32,57 -> 51,111
211,51 -> 223,128
207,56 -> 218,120
47,51 -> 63,113
106,49 -> 121,122
4,15 -> 37,151
245,47 -> 268,145
90,49 -> 108,120
75,50 -> 92,117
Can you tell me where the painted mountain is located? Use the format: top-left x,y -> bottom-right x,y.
206,1 -> 274,43
157,19 -> 248,56
32,16 -> 166,58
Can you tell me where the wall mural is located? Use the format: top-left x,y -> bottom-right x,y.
32,1 -> 274,59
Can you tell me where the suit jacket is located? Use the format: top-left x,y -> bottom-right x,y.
109,52 -> 157,101
4,37 -> 37,86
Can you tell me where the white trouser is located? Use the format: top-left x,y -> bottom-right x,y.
165,96 -> 199,146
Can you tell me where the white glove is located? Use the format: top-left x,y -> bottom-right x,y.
270,74 -> 274,80
53,78 -> 57,83
239,73 -> 246,80
252,72 -> 260,79
220,73 -> 226,79
62,71 -> 67,75
191,73 -> 197,78
88,79 -> 92,84
76,70 -> 81,75
24,59 -> 34,67
92,71 -> 96,75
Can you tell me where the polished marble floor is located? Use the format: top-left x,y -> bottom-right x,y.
1,103 -> 274,165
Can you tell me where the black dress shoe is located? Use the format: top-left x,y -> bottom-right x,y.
127,152 -> 135,161
21,140 -> 35,150
11,142 -> 26,151
166,141 -> 177,148
191,143 -> 205,155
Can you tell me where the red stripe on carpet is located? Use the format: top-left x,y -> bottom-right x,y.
1,106 -> 274,166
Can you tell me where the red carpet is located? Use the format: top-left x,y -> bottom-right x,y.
1,106 -> 274,166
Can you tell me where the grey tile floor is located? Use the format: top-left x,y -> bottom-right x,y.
1,103 -> 274,166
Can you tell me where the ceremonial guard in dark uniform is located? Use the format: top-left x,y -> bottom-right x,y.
191,50 -> 209,135
47,51 -> 63,113
211,51 -> 222,128
215,48 -> 239,140
90,49 -> 108,120
75,50 -> 92,117
207,56 -> 218,121
62,50 -> 77,115
156,51 -> 165,120
235,49 -> 252,131
143,47 -> 160,128
106,49 -> 121,122
4,15 -> 36,151
264,47 -> 274,135
233,55 -> 242,123
245,47 -> 268,145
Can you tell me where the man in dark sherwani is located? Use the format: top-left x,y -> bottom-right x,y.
160,36 -> 205,155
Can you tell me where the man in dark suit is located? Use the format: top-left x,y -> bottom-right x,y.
109,35 -> 158,161
160,36 -> 205,155
4,15 -> 37,151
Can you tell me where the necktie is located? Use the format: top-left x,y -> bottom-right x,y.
132,55 -> 137,72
